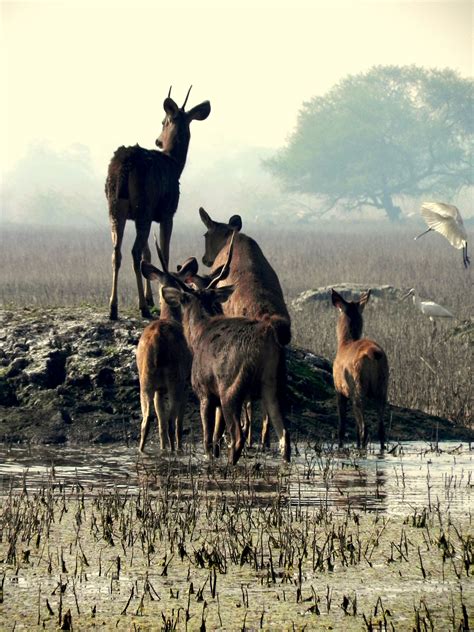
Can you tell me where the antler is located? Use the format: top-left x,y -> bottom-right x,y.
153,231 -> 168,273
182,85 -> 193,110
207,231 -> 236,289
168,85 -> 172,98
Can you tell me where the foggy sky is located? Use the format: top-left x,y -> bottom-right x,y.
2,0 -> 472,178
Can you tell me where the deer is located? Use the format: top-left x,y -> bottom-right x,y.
195,208 -> 292,449
105,86 -> 211,320
331,289 -> 389,451
150,233 -> 291,466
136,240 -> 196,453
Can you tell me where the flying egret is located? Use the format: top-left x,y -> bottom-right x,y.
402,288 -> 455,340
414,202 -> 470,268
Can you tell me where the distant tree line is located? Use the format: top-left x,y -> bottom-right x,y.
265,66 -> 473,221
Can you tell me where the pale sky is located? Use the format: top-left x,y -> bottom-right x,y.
1,0 -> 473,175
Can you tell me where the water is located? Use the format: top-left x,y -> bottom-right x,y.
0,441 -> 471,516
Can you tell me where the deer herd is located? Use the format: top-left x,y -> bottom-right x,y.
107,87 -> 389,465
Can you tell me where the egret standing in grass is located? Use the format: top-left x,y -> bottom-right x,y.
415,202 -> 470,268
402,288 -> 455,340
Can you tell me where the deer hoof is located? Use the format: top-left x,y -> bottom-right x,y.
140,307 -> 153,319
109,305 -> 118,320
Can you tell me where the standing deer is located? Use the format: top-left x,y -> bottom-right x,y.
106,87 -> 211,320
155,233 -> 291,465
331,289 -> 389,450
136,243 -> 195,452
196,208 -> 291,448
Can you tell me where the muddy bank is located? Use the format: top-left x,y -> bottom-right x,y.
0,307 -> 471,447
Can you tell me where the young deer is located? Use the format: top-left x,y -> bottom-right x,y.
106,86 -> 210,320
136,243 -> 196,453
157,234 -> 291,465
331,289 -> 388,450
197,208 -> 291,448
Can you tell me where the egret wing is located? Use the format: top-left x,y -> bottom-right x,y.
420,202 -> 467,249
419,300 -> 455,319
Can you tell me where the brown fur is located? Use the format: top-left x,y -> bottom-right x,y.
136,259 -> 194,452
331,289 -> 389,450
162,285 -> 291,466
106,90 -> 210,320
198,208 -> 291,448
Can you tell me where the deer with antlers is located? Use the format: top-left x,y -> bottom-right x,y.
331,289 -> 389,450
106,87 -> 210,320
144,233 -> 291,465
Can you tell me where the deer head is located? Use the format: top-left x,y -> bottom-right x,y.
331,289 -> 371,342
156,86 -> 211,166
199,207 -> 242,267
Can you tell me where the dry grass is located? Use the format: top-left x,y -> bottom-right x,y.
1,224 -> 472,425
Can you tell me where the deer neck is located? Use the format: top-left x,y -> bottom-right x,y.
181,301 -> 209,350
166,141 -> 189,175
337,316 -> 362,347
159,300 -> 182,324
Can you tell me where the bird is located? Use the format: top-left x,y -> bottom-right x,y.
402,288 -> 455,340
414,202 -> 470,268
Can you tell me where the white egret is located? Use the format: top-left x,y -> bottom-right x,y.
402,288 -> 455,340
415,202 -> 470,268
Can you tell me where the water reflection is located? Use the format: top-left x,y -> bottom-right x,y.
0,442 -> 471,516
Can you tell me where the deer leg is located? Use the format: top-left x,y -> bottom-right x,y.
175,388 -> 187,452
153,390 -> 168,450
212,405 -> 225,458
199,397 -> 216,459
132,222 -> 152,318
377,401 -> 386,452
142,241 -> 154,308
336,392 -> 348,448
159,217 -> 174,268
109,200 -> 128,320
261,409 -> 271,450
352,399 -> 367,448
139,389 -> 153,452
242,401 -> 253,447
220,399 -> 245,465
262,388 -> 290,462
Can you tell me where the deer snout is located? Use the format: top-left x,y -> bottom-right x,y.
156,138 -> 163,149
202,255 -> 212,267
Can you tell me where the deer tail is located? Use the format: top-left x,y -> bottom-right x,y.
268,315 -> 292,346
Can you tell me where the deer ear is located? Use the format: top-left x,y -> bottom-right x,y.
199,207 -> 215,229
331,289 -> 347,312
176,257 -> 199,278
186,100 -> 211,121
358,290 -> 371,312
163,97 -> 179,117
228,215 -> 242,232
141,261 -> 165,283
212,285 -> 234,304
161,286 -> 182,307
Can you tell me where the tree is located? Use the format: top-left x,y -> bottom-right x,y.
265,66 -> 473,221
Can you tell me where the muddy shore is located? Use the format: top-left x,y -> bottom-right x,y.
0,307 -> 471,448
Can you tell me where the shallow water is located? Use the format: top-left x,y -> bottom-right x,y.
0,441 -> 472,631
0,441 -> 471,516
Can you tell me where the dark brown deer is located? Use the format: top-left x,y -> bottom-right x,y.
331,289 -> 389,450
196,208 -> 291,448
156,234 -> 291,465
106,87 -> 211,320
136,244 -> 195,452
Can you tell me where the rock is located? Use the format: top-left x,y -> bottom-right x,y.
293,284 -> 405,310
6,357 -> 29,378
